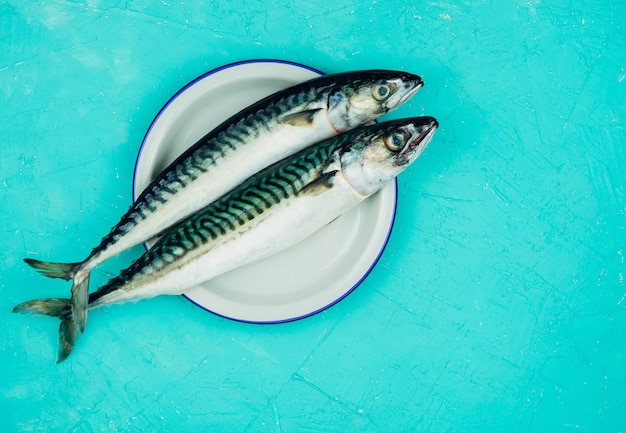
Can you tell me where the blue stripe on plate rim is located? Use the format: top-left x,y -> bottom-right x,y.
132,58 -> 398,324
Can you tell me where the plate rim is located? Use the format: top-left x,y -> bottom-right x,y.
133,58 -> 398,324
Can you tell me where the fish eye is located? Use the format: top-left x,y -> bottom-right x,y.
372,84 -> 391,101
385,132 -> 405,151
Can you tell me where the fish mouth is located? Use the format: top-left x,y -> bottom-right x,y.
388,75 -> 424,110
412,116 -> 438,148
396,116 -> 438,166
398,78 -> 423,106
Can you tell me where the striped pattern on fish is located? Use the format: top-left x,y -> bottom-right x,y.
14,116 -> 438,362
22,70 -> 424,334
91,135 -> 343,307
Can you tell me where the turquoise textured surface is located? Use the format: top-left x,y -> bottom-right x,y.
1,1 -> 624,432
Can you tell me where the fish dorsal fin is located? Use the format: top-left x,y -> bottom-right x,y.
299,170 -> 338,196
279,108 -> 323,127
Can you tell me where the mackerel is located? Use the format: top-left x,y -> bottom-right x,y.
14,116 -> 438,362
23,70 -> 423,333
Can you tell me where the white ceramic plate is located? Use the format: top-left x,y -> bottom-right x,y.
133,59 -> 397,323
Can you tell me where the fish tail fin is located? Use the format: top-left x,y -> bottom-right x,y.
70,277 -> 90,334
57,314 -> 78,363
23,258 -> 79,281
13,298 -> 71,317
13,298 -> 78,363
23,258 -> 90,334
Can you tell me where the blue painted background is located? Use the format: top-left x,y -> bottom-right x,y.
1,1 -> 625,432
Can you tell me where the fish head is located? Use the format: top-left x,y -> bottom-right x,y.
339,116 -> 438,196
327,70 -> 423,132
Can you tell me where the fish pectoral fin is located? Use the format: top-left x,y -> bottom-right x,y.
299,170 -> 338,196
278,108 -> 323,127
